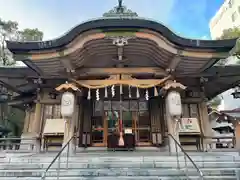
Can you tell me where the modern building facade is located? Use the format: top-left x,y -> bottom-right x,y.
1,2 -> 240,153
209,0 -> 240,39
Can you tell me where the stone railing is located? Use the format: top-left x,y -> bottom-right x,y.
204,136 -> 236,151
0,137 -> 40,152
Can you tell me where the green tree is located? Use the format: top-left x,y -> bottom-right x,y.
0,18 -> 44,65
0,19 -> 18,65
218,27 -> 240,65
208,95 -> 222,109
0,17 -> 44,137
219,28 -> 240,40
18,28 -> 43,42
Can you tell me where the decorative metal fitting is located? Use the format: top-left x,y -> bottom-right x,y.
112,37 -> 129,47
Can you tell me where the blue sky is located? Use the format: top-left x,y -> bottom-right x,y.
0,0 -> 224,40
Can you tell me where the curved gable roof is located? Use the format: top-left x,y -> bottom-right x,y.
6,18 -> 237,53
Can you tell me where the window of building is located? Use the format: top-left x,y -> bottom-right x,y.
232,11 -> 237,22
43,104 -> 61,119
182,103 -> 199,119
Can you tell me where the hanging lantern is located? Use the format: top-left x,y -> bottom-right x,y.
166,91 -> 182,117
87,88 -> 91,100
136,87 -> 140,98
145,89 -> 149,101
111,85 -> 115,97
61,91 -> 75,117
154,86 -> 158,96
104,86 -> 108,98
96,89 -> 100,101
128,85 -> 131,98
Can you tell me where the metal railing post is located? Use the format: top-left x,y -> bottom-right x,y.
175,141 -> 180,169
57,155 -> 61,180
41,135 -> 75,180
67,143 -> 70,169
168,134 -> 204,180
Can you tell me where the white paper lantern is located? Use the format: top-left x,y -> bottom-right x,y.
166,91 -> 182,117
61,92 -> 75,117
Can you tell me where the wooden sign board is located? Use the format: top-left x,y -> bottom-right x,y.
179,118 -> 200,134
43,118 -> 65,135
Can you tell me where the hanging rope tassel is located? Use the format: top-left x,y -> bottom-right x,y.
145,89 -> 149,100
136,87 -> 140,98
174,118 -> 181,136
128,85 -> 131,98
111,85 -> 115,97
96,89 -> 100,101
87,88 -> 91,100
120,84 -> 123,95
154,86 -> 158,96
104,86 -> 108,98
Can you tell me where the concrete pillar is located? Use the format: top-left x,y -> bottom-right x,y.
165,91 -> 181,153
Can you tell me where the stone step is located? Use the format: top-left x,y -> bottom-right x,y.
0,175 -> 237,180
2,156 -> 239,163
0,168 -> 238,177
0,161 -> 239,169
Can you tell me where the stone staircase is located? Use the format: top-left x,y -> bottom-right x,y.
0,151 -> 239,180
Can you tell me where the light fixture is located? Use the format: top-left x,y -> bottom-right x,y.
49,91 -> 58,99
0,84 -> 9,102
232,88 -> 240,99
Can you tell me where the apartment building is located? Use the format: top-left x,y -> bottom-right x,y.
209,0 -> 240,39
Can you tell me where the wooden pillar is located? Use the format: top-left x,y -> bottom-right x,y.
199,101 -> 212,151
20,103 -> 41,151
32,102 -> 41,151
234,122 -> 240,150
22,110 -> 30,133
62,95 -> 77,154
165,91 -> 181,153
32,103 -> 42,136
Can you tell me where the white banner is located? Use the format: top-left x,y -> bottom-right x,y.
179,118 -> 200,134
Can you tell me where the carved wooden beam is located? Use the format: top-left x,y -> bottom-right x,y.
76,67 -> 168,76
166,56 -> 182,72
55,83 -> 79,91
60,59 -> 75,73
71,75 -> 171,89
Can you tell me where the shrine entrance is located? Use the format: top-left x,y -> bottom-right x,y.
91,100 -> 151,147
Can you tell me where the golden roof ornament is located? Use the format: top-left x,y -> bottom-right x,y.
103,0 -> 138,18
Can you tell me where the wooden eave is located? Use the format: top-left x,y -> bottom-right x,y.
11,29 -> 231,77
6,18 -> 236,52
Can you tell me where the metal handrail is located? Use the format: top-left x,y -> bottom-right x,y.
41,135 -> 75,180
168,134 -> 204,179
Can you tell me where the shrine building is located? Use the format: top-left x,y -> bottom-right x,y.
2,2 -> 240,153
